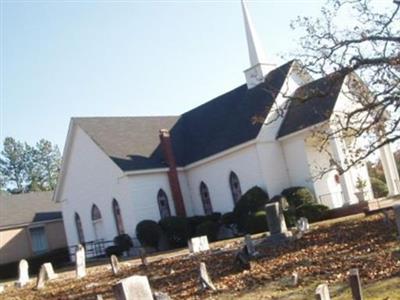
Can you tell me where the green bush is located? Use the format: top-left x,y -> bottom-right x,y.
136,220 -> 163,249
234,186 -> 269,231
244,210 -> 268,234
113,234 -> 133,252
281,186 -> 316,208
221,212 -> 237,225
296,203 -> 329,222
195,221 -> 220,242
159,216 -> 191,248
105,245 -> 124,257
370,177 -> 388,198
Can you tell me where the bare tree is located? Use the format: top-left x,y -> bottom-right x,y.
284,0 -> 400,175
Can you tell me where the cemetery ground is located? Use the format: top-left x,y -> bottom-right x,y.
1,212 -> 400,299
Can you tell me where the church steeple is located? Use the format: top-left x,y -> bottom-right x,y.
241,0 -> 275,89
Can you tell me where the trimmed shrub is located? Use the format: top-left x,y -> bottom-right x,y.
244,210 -> 268,234
113,234 -> 133,252
159,216 -> 191,248
136,220 -> 163,249
370,177 -> 388,198
105,245 -> 124,257
296,203 -> 329,222
221,212 -> 237,226
281,187 -> 316,208
234,186 -> 269,231
195,221 -> 220,242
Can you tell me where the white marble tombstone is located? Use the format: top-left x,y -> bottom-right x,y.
188,236 -> 210,253
244,234 -> 255,256
16,259 -> 29,288
315,283 -> 331,300
75,244 -> 86,278
36,262 -> 58,289
296,217 -> 310,233
110,254 -> 120,275
113,275 -> 153,300
199,262 -> 216,291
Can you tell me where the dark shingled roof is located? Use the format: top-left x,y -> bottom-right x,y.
277,72 -> 345,138
75,61 -> 294,171
0,192 -> 62,229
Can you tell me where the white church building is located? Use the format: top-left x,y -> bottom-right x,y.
54,1 -> 400,250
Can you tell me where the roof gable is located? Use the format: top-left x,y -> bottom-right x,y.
277,72 -> 345,138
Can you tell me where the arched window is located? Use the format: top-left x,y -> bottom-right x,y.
112,199 -> 125,235
200,181 -> 213,215
229,171 -> 242,204
91,204 -> 104,241
74,212 -> 85,244
157,189 -> 171,219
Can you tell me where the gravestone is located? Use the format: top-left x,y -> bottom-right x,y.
244,234 -> 256,257
235,251 -> 251,270
394,204 -> 400,238
110,255 -> 120,275
188,236 -> 209,254
264,202 -> 292,244
199,262 -> 216,291
315,283 -> 330,300
96,295 -> 104,300
296,217 -> 310,233
349,268 -> 363,300
139,248 -> 149,266
36,263 -> 58,289
75,244 -> 86,278
291,271 -> 299,286
15,259 -> 29,288
0,285 -> 4,294
113,275 -> 153,300
153,291 -> 171,300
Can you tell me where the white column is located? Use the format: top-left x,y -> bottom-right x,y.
330,136 -> 357,205
379,142 -> 400,196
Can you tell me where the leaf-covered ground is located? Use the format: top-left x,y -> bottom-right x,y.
1,213 -> 399,300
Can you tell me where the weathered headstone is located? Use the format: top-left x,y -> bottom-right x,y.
296,217 -> 310,233
315,283 -> 330,300
110,254 -> 120,275
244,234 -> 256,257
199,262 -> 216,291
75,244 -> 86,278
188,236 -> 210,254
394,204 -> 400,238
153,291 -> 171,300
235,251 -> 251,270
113,275 -> 153,300
0,285 -> 4,294
15,259 -> 29,288
96,295 -> 104,300
263,202 -> 292,244
349,268 -> 363,300
291,271 -> 299,286
139,248 -> 149,266
36,262 -> 58,289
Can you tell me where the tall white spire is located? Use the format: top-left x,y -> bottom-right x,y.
241,0 -> 275,89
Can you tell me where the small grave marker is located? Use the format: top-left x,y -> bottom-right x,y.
199,262 -> 216,291
111,254 -> 120,275
188,235 -> 209,253
291,271 -> 299,286
36,263 -> 57,289
235,251 -> 251,270
96,295 -> 104,300
348,268 -> 363,300
75,244 -> 86,278
244,234 -> 256,257
153,291 -> 171,300
16,259 -> 29,288
139,248 -> 149,266
296,217 -> 310,233
0,285 -> 4,294
315,283 -> 330,300
113,275 -> 153,300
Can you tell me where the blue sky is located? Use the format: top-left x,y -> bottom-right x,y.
0,0 -> 363,150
